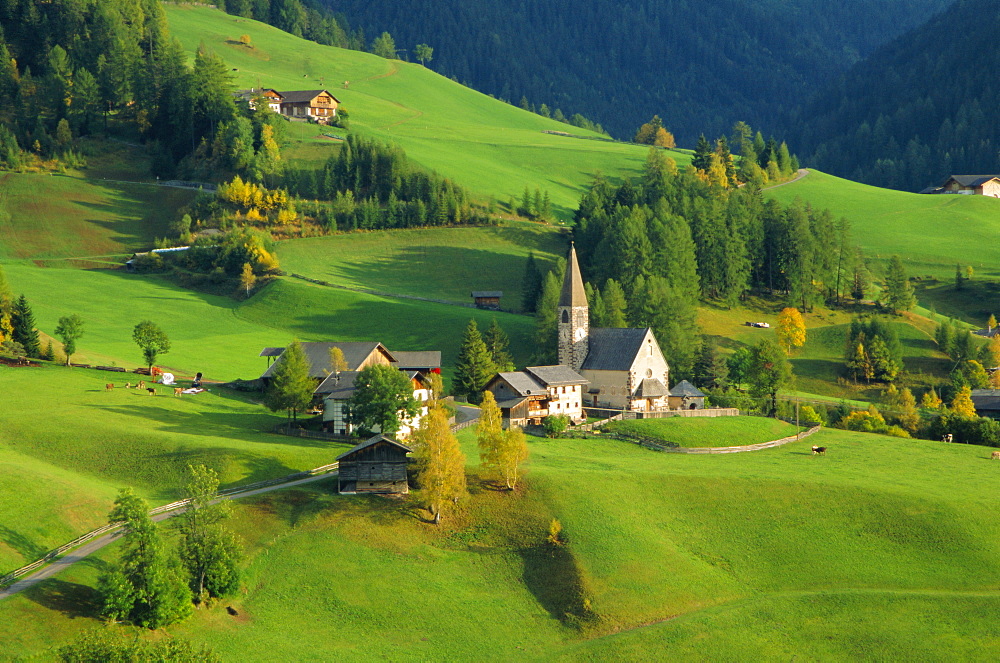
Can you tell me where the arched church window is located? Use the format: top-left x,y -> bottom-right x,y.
562,310 -> 569,323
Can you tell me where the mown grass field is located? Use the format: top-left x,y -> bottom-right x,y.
0,173 -> 196,261
765,169 -> 1000,279
163,4 -> 678,218
604,415 -> 802,447
275,223 -> 565,306
3,424 -> 1000,659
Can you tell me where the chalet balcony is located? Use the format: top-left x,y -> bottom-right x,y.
528,408 -> 549,418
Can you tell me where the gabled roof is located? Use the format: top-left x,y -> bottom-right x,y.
336,434 -> 412,461
497,396 -> 530,410
492,371 -> 546,396
524,365 -> 589,387
279,89 -> 340,104
581,327 -> 653,371
559,243 -> 587,308
259,347 -> 285,357
390,351 -> 442,370
236,88 -> 283,100
669,380 -> 705,397
315,371 -> 360,398
260,342 -> 395,380
946,175 -> 1000,187
971,389 -> 1000,411
636,378 -> 668,398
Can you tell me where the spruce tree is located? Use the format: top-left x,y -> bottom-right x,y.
453,320 -> 497,404
521,251 -> 543,312
601,279 -> 628,328
11,295 -> 40,358
264,340 -> 315,422
483,318 -> 515,372
532,271 -> 562,363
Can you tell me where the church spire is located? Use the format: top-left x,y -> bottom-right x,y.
558,242 -> 589,371
559,242 -> 587,308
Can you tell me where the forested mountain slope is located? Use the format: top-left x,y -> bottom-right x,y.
790,0 -> 1000,191
320,0 -> 948,143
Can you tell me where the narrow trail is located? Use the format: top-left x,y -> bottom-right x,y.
0,472 -> 336,602
761,168 -> 809,190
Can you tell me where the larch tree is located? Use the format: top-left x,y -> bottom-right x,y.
884,255 -> 915,314
412,403 -> 467,524
950,385 -> 977,419
53,314 -> 84,366
453,320 -> 497,404
177,465 -> 242,603
476,391 -> 528,490
988,314 -> 997,333
414,43 -> 433,66
776,307 -> 806,354
747,338 -> 792,415
371,32 -> 397,59
264,340 -> 314,422
328,346 -> 348,375
132,320 -> 170,374
239,263 -> 256,296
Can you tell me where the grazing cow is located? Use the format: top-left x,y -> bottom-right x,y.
812,446 -> 827,455
943,433 -> 954,443
226,606 -> 239,616
105,383 -> 114,391
992,451 -> 1000,460
173,387 -> 183,397
146,387 -> 156,396
125,382 -> 132,389
137,381 -> 145,390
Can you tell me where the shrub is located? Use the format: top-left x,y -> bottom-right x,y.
543,414 -> 570,438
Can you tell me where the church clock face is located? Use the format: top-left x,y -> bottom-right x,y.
574,328 -> 586,342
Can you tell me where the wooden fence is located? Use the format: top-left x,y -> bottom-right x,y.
583,407 -> 739,421
0,463 -> 339,588
619,426 -> 821,455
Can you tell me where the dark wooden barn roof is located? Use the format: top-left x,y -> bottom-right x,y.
336,434 -> 412,461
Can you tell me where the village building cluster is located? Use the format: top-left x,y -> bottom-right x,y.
920,174 -> 1000,197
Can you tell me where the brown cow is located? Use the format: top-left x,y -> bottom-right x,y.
991,451 -> 1000,460
173,387 -> 183,397
146,387 -> 156,396
105,383 -> 114,391
137,381 -> 145,390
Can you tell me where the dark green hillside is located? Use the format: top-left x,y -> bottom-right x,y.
318,0 -> 948,142
792,0 -> 1000,191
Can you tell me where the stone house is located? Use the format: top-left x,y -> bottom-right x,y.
486,365 -> 589,426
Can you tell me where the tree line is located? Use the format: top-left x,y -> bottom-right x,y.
522,139 -> 862,377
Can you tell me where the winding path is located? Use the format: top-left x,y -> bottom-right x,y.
761,168 -> 809,190
0,471 -> 336,602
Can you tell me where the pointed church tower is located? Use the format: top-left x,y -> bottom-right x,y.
558,243 -> 589,371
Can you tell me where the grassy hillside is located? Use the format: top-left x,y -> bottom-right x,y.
604,415 -> 802,447
765,169 -> 1000,279
3,425 -> 1000,659
1,264 -> 535,380
0,173 -> 196,262
275,223 -> 565,306
163,4 -> 680,218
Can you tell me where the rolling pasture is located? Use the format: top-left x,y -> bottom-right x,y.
163,4 -> 677,217
3,424 -> 1000,659
765,169 -> 1000,280
603,415 -> 803,447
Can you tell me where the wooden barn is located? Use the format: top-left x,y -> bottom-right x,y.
471,291 -> 503,310
336,434 -> 412,494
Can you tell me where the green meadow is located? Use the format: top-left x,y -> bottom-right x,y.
0,173 -> 196,262
604,415 -> 802,447
1,263 -> 535,379
765,169 -> 1000,279
3,424 -> 1000,659
275,223 -> 565,306
163,4 -> 678,217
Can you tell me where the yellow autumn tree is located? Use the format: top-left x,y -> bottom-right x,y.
477,392 -> 530,490
776,307 -> 806,354
412,403 -> 467,524
950,385 -> 978,419
920,388 -> 942,410
652,127 -> 676,148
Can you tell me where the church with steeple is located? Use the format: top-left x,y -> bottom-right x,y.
559,243 -> 672,411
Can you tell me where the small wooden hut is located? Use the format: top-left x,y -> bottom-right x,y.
336,434 -> 412,494
471,291 -> 503,310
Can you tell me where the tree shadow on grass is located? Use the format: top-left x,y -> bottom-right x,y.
0,527 -> 48,563
23,578 -> 101,619
518,542 -> 594,628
